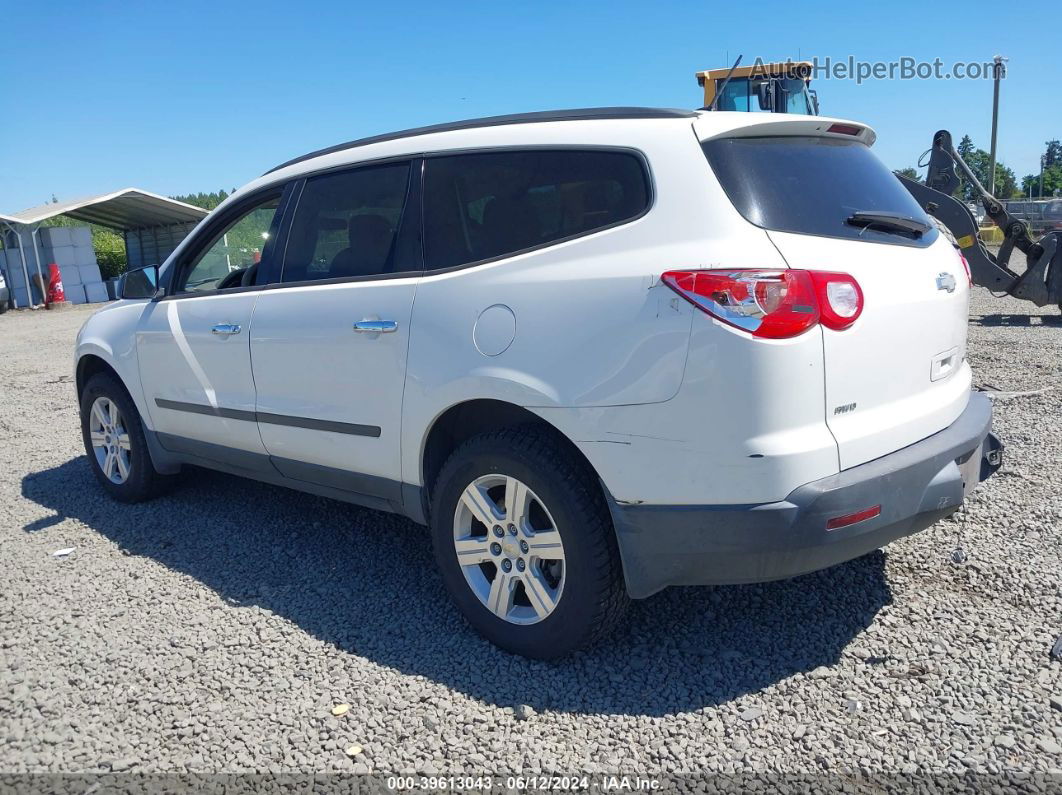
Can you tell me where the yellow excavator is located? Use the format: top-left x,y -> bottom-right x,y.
695,58 -> 818,115
696,57 -> 1062,311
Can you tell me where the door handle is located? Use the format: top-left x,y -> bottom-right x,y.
211,323 -> 242,336
353,320 -> 398,333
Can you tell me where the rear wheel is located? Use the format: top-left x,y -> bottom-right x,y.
80,373 -> 167,502
430,427 -> 628,659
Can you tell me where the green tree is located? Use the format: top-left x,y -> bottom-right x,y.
1020,165 -> 1062,199
997,165 -> 1020,198
1045,140 -> 1061,169
171,189 -> 230,211
1018,140 -> 1062,198
895,167 -> 919,180
92,229 -> 127,279
952,136 -> 1018,199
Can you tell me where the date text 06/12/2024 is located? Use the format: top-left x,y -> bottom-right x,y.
385,775 -> 661,791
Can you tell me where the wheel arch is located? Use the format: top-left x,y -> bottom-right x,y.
76,352 -> 123,399
76,349 -> 181,476
418,398 -> 605,525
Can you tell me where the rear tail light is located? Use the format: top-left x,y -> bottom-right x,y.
813,272 -> 864,330
957,252 -> 972,286
661,269 -> 863,339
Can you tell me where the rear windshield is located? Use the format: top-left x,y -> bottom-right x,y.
702,136 -> 938,247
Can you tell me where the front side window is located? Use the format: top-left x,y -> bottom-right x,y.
281,162 -> 412,283
176,195 -> 281,293
423,149 -> 650,270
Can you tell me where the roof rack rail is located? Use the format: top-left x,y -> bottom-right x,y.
264,107 -> 696,175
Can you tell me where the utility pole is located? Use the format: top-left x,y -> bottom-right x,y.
988,55 -> 1006,195
1040,154 -> 1045,199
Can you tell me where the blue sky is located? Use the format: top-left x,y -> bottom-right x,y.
2,0 -> 1059,212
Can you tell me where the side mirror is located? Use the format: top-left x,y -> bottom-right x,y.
119,265 -> 161,300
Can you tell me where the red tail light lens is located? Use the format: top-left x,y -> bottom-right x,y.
809,271 -> 864,330
661,269 -> 863,338
827,123 -> 863,136
660,270 -> 819,339
957,252 -> 972,286
826,504 -> 881,530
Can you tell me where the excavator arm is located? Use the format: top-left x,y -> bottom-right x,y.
898,130 -> 1062,308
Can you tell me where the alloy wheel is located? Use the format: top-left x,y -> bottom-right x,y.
452,474 -> 566,625
88,396 -> 132,484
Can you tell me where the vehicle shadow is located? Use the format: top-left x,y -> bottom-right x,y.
973,313 -> 1062,327
22,458 -> 892,717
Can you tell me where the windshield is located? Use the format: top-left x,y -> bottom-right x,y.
703,135 -> 938,248
715,77 -> 814,115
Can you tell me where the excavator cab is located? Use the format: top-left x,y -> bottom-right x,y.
695,61 -> 818,115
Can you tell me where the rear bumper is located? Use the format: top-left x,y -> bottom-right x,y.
609,391 -> 1001,598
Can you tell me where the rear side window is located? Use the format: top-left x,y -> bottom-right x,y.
423,149 -> 650,270
282,162 -> 412,283
703,136 -> 938,247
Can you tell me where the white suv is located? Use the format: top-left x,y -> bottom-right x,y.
75,108 -> 1002,658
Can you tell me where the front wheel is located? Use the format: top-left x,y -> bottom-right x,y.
80,372 -> 168,502
430,427 -> 628,659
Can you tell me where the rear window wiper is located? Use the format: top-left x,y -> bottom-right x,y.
846,210 -> 930,238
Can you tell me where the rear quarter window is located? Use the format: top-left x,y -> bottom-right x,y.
703,136 -> 938,248
423,149 -> 650,270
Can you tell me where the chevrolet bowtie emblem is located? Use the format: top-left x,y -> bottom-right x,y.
936,272 -> 957,293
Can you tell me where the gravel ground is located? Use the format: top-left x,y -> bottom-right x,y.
0,286 -> 1060,786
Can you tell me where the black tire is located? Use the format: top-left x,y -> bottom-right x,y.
430,426 -> 628,659
0,300 -> 8,314
79,372 -> 168,502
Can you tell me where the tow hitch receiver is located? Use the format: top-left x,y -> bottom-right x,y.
981,433 -> 1004,480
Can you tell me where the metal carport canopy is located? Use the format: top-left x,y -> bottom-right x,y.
0,188 -> 208,231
